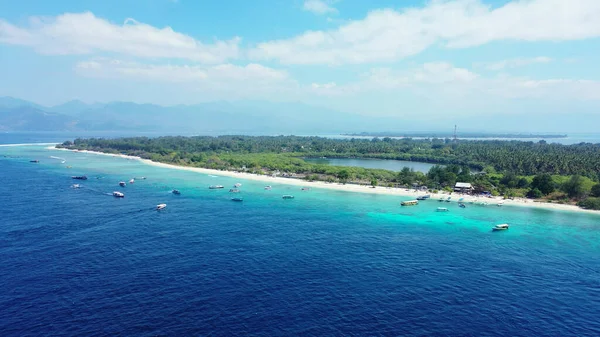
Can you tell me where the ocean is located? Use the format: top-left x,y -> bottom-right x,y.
1,143 -> 600,336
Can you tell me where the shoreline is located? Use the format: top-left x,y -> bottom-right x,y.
49,146 -> 600,215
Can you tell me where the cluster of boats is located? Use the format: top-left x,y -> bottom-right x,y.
207,182 -> 303,202
70,174 -> 168,210
402,195 -> 510,231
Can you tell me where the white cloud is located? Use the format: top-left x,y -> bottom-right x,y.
311,82 -> 336,89
250,0 -> 600,65
75,59 -> 289,83
361,62 -> 478,89
74,59 -> 299,101
312,61 -> 600,103
0,12 -> 240,63
303,0 -> 338,15
479,56 -> 552,70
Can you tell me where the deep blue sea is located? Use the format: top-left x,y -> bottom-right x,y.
2,142 -> 600,336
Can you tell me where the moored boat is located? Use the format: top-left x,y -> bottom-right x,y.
231,197 -> 243,202
119,181 -> 126,187
129,179 -> 135,184
282,195 -> 295,199
416,195 -> 431,200
401,200 -> 419,206
459,203 -> 466,208
72,175 -> 88,180
446,196 -> 452,202
172,189 -> 181,195
437,207 -> 449,212
264,186 -> 272,190
229,188 -> 240,193
497,201 -> 505,207
301,187 -> 311,191
209,185 -> 224,189
113,191 -> 124,198
30,160 -> 39,163
71,184 -> 81,189
156,203 -> 167,210
492,223 -> 509,231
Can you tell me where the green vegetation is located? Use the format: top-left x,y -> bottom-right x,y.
58,136 -> 600,210
345,132 -> 568,139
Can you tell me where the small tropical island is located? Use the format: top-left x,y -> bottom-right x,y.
57,135 -> 600,210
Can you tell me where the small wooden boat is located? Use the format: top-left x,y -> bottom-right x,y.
493,224 -> 509,231
401,200 -> 419,206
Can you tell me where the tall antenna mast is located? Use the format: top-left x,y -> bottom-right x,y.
453,125 -> 457,141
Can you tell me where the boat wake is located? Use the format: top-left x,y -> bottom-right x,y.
50,156 -> 66,163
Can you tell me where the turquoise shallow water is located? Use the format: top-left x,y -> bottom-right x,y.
2,145 -> 600,336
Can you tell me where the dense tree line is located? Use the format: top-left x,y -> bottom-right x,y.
61,136 -> 600,178
59,136 -> 600,209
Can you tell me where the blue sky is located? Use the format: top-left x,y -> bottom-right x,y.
1,0 -> 600,120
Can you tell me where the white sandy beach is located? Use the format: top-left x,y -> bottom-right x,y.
50,146 -> 600,215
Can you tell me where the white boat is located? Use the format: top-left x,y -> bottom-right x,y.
264,186 -> 272,190
129,179 -> 135,184
156,203 -> 167,210
497,201 -> 505,207
445,197 -> 452,202
301,187 -> 311,191
401,200 -> 419,206
113,191 -> 124,198
71,184 -> 81,189
119,181 -> 126,187
209,185 -> 224,189
437,207 -> 449,212
493,223 -> 509,231
234,183 -> 242,188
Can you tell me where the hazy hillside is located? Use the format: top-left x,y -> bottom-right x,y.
0,97 -> 402,133
0,106 -> 78,131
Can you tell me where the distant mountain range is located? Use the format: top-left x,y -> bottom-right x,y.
0,96 -> 403,133
1,96 -> 598,134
